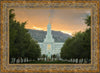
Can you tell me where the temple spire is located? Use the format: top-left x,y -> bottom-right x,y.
43,7 -> 54,43
44,22 -> 54,43
48,12 -> 51,24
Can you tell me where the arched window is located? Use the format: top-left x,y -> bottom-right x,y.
47,44 -> 51,50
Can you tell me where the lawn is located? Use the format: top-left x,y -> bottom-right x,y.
21,61 -> 75,64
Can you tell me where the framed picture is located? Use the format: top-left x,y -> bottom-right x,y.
0,0 -> 99,72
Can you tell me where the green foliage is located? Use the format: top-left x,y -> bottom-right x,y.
61,15 -> 91,59
85,15 -> 91,26
52,54 -> 56,58
42,54 -> 46,58
9,9 -> 41,63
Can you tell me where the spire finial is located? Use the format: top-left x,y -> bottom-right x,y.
48,0 -> 51,24
49,13 -> 51,24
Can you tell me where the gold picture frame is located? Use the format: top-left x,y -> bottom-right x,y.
0,0 -> 99,72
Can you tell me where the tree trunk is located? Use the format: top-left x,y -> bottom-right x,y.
19,57 -> 21,63
15,58 -> 17,64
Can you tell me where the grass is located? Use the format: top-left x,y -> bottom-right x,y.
21,61 -> 75,64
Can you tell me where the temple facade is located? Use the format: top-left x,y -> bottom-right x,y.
38,23 -> 64,59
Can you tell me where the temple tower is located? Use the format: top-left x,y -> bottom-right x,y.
44,23 -> 54,43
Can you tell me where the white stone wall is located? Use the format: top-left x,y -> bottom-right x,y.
38,42 -> 64,57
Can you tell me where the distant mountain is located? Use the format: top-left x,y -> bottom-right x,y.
27,29 -> 72,42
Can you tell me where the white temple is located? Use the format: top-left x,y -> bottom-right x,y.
38,23 -> 64,59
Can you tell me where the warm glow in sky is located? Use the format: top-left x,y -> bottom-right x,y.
14,8 -> 91,35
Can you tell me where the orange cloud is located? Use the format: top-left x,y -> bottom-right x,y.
33,26 -> 43,30
61,31 -> 72,35
13,8 -> 90,35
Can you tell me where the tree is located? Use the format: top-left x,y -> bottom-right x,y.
9,9 -> 41,63
41,54 -> 46,61
85,15 -> 91,26
60,15 -> 91,62
52,54 -> 56,61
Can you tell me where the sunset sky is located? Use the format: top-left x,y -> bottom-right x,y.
14,8 -> 91,35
